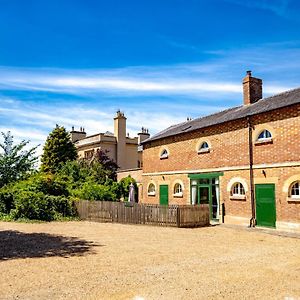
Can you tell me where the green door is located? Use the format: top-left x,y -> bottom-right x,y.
255,184 -> 276,228
159,185 -> 168,206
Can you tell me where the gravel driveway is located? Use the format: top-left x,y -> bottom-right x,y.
0,221 -> 299,300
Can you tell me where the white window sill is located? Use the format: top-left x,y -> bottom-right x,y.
255,138 -> 273,145
230,195 -> 246,201
160,155 -> 169,160
173,193 -> 183,198
148,193 -> 156,196
287,197 -> 300,202
197,149 -> 210,154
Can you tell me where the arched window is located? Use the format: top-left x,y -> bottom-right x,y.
257,129 -> 272,141
231,182 -> 245,196
290,181 -> 300,199
198,141 -> 210,153
160,149 -> 169,159
173,183 -> 183,196
148,183 -> 156,196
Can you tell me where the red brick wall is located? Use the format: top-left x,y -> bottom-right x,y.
142,104 -> 300,224
143,104 -> 300,173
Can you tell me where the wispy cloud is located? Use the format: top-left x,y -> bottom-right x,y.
223,0 -> 293,19
0,41 -> 299,159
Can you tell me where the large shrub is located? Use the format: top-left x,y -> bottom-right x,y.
45,195 -> 76,219
11,191 -> 55,221
72,182 -> 119,201
11,173 -> 69,197
0,189 -> 14,214
0,172 -> 75,221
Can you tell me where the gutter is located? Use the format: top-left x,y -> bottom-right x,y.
247,117 -> 256,227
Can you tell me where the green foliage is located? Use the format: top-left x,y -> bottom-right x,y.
91,149 -> 119,181
0,172 -> 75,221
72,182 -> 118,201
11,173 -> 69,197
0,131 -> 38,188
119,176 -> 137,201
45,195 -> 76,219
11,191 -> 55,221
0,129 -> 125,221
41,125 -> 77,173
0,189 -> 14,214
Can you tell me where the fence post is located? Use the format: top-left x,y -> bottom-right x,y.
177,206 -> 181,227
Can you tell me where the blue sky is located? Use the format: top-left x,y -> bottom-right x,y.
0,0 -> 300,155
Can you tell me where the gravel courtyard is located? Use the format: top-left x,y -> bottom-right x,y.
0,221 -> 299,300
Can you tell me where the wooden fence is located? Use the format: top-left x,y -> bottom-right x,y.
75,200 -> 209,228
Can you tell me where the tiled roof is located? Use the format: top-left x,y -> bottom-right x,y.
142,87 -> 300,144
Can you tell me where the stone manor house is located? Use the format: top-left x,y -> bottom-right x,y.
140,71 -> 300,232
70,111 -> 150,171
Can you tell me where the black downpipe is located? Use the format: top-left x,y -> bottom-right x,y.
247,117 -> 256,227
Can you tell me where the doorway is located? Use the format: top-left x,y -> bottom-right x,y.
159,185 -> 169,206
190,174 -> 222,221
255,184 -> 276,228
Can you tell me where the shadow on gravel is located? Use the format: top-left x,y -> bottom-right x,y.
0,230 -> 102,261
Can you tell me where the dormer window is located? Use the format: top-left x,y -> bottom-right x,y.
160,149 -> 169,159
198,141 -> 210,153
257,129 -> 272,142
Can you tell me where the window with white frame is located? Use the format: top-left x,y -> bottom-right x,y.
198,141 -> 210,153
290,181 -> 300,199
173,183 -> 183,196
257,129 -> 272,142
160,149 -> 169,159
148,183 -> 156,196
231,182 -> 245,196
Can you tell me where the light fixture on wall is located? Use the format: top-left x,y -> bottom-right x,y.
262,170 -> 266,177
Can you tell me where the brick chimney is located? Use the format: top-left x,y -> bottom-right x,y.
243,71 -> 263,105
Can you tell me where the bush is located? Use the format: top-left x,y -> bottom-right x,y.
14,173 -> 69,197
9,191 -> 76,221
0,190 -> 14,214
11,191 -> 55,221
46,195 -> 76,218
73,182 -> 118,201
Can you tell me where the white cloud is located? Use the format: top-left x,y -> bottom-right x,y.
0,41 -> 299,161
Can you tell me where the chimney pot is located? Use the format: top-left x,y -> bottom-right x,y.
246,70 -> 252,76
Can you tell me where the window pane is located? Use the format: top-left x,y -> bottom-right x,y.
200,179 -> 209,184
291,182 -> 300,196
191,186 -> 197,204
174,183 -> 182,194
232,182 -> 245,195
200,142 -> 209,149
258,129 -> 272,140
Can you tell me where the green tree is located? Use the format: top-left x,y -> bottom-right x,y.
91,149 -> 119,181
41,125 -> 77,173
0,131 -> 38,188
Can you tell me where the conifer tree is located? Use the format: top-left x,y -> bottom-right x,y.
41,125 -> 77,173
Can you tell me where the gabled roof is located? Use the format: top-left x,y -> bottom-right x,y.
142,87 -> 300,144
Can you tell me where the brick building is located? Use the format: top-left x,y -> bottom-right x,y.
141,71 -> 300,232
70,111 -> 150,171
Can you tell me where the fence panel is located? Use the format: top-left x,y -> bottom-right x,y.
74,201 -> 209,228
